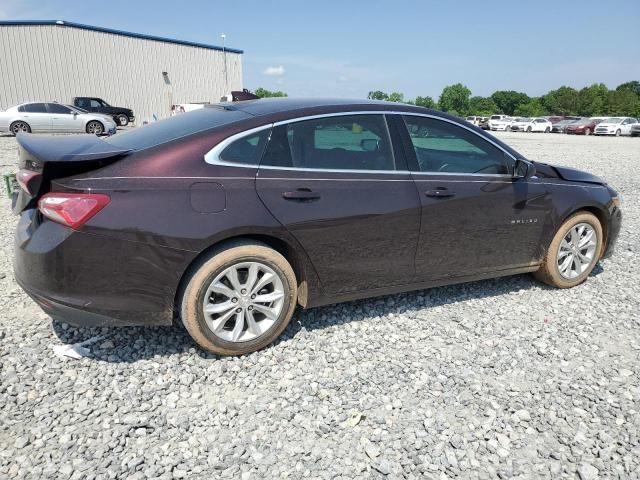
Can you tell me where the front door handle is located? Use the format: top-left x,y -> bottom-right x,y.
425,189 -> 456,198
282,188 -> 321,202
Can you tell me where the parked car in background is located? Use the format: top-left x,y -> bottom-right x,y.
478,118 -> 491,130
565,118 -> 605,136
171,102 -> 210,116
552,118 -> 581,133
594,117 -> 638,136
465,116 -> 482,126
73,97 -> 134,126
489,116 -> 513,131
546,116 -> 565,124
630,123 -> 640,137
509,117 -> 553,133
11,98 -> 622,356
0,102 -> 117,135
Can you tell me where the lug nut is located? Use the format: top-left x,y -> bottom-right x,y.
232,298 -> 237,303
236,308 -> 241,313
251,294 -> 256,299
241,289 -> 247,294
248,306 -> 253,311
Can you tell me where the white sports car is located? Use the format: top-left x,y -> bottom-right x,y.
0,102 -> 117,136
510,117 -> 553,133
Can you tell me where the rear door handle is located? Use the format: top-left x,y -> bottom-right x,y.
282,189 -> 321,201
425,189 -> 456,198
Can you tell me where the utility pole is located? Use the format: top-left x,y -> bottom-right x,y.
221,33 -> 228,94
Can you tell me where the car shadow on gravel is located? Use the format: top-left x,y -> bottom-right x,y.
50,267 -> 603,363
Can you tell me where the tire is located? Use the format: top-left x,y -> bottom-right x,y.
544,127 -> 550,133
115,114 -> 129,127
10,121 -> 31,136
584,128 -> 591,136
615,129 -> 621,137
86,121 -> 104,135
527,126 -> 532,133
534,212 -> 603,289
180,242 -> 298,356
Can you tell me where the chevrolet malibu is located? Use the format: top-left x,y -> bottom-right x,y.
13,98 -> 622,356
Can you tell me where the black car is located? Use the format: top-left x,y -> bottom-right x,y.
73,97 -> 135,126
13,98 -> 622,356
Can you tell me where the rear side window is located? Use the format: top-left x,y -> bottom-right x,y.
219,129 -> 270,165
23,103 -> 47,113
403,115 -> 511,175
261,114 -> 395,171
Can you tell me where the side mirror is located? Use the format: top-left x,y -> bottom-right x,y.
513,159 -> 536,179
360,138 -> 380,152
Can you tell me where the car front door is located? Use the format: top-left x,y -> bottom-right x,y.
21,103 -> 51,132
399,114 -> 551,282
255,113 -> 421,295
46,104 -> 83,132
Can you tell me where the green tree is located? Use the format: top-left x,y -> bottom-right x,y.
387,92 -> 405,103
542,86 -> 579,115
606,88 -> 640,116
468,96 -> 499,116
438,83 -> 471,115
414,96 -> 437,109
367,90 -> 389,101
254,87 -> 288,98
616,80 -> 640,96
490,91 -> 530,115
513,98 -> 547,117
577,83 -> 609,116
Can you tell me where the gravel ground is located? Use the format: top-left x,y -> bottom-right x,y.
0,132 -> 639,480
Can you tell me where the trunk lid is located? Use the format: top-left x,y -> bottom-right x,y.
12,133 -> 131,214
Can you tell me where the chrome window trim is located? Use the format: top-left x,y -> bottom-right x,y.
204,110 -> 518,175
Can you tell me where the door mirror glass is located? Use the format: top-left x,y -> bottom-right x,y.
513,159 -> 536,179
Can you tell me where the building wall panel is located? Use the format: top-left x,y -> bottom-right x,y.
0,24 -> 243,123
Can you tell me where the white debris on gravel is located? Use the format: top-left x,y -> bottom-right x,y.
1,131 -> 639,479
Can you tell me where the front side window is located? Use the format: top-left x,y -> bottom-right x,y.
219,129 -> 270,165
403,115 -> 511,175
23,103 -> 47,113
261,114 -> 395,171
90,100 -> 102,108
46,104 -> 72,114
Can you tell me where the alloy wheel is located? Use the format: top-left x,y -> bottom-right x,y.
556,223 -> 598,279
202,261 -> 285,342
11,122 -> 29,134
87,121 -> 104,135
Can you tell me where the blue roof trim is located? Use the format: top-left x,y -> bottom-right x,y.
0,20 -> 243,54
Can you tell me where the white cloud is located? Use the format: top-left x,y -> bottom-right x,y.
263,65 -> 285,76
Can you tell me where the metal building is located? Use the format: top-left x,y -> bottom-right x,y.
0,20 -> 243,122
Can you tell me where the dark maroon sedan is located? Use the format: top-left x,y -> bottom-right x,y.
13,99 -> 622,355
565,118 -> 604,136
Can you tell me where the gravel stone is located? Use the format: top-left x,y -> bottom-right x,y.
1,132 -> 639,479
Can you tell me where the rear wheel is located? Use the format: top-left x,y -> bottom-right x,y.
544,127 -> 550,133
584,128 -> 591,136
115,114 -> 129,127
180,242 -> 298,356
534,212 -> 602,288
615,129 -> 621,137
527,126 -> 532,133
10,121 -> 31,135
86,121 -> 104,135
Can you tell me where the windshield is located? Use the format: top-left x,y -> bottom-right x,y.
490,115 -> 503,120
515,118 -> 530,122
104,106 -> 252,150
603,117 -> 622,123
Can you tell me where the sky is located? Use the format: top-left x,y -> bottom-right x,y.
1,0 -> 639,100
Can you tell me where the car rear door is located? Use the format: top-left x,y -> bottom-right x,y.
255,113 -> 421,295
398,114 -> 551,282
21,103 -> 51,132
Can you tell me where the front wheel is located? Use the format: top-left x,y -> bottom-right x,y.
115,114 -> 129,127
544,127 -> 550,133
527,126 -> 532,133
180,242 -> 298,356
534,212 -> 602,288
615,129 -> 621,137
584,128 -> 591,136
86,121 -> 104,135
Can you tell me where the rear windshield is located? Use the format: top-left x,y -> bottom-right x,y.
104,106 -> 251,150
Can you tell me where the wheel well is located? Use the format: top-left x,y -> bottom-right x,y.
172,234 -> 309,322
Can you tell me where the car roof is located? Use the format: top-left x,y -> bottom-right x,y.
212,97 -> 435,118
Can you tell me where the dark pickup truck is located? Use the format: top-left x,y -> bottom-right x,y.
73,97 -> 135,126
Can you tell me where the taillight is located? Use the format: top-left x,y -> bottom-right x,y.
38,193 -> 110,229
17,169 -> 41,194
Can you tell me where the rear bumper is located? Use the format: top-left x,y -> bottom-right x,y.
14,209 -> 185,327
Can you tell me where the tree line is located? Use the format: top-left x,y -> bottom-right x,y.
254,81 -> 640,117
